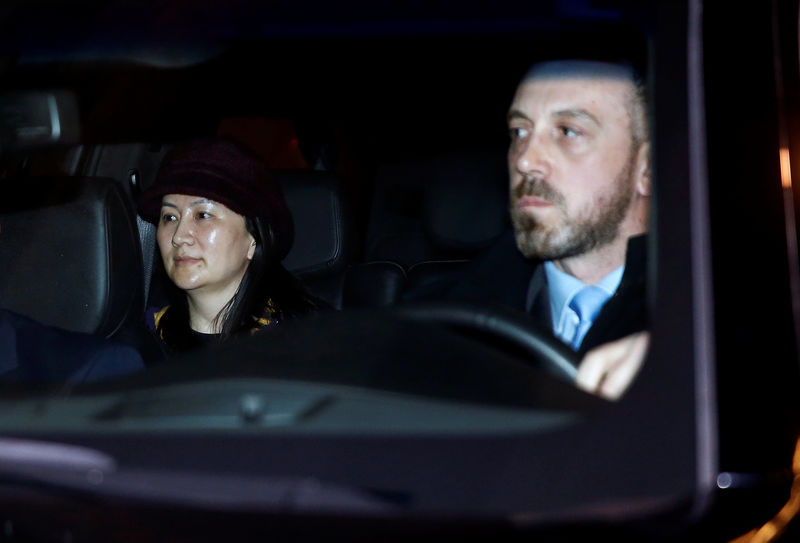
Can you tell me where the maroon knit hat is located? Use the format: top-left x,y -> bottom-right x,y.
138,137 -> 294,260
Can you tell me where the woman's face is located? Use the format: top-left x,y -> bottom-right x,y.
156,194 -> 256,296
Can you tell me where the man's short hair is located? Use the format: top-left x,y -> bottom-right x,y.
521,59 -> 649,148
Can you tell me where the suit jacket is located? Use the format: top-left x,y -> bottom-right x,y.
413,229 -> 648,356
0,309 -> 145,384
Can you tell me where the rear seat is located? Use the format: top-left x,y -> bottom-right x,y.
89,141 -> 508,319
361,149 -> 509,301
276,169 -> 358,309
406,149 -> 509,296
342,260 -> 406,308
364,149 -> 509,267
0,175 -> 160,362
278,170 -> 408,310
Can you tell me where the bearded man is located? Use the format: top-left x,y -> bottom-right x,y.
413,59 -> 651,399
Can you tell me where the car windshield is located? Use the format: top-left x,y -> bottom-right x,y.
1,0 -> 799,539
0,2 -> 649,412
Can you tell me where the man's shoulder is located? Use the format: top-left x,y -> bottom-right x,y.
577,234 -> 649,354
72,341 -> 146,383
0,309 -> 145,384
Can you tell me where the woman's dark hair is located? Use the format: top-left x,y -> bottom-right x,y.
156,213 -> 329,353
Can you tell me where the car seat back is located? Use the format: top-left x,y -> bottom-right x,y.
342,260 -> 407,308
276,169 -> 358,309
400,149 -> 510,298
365,148 -> 509,267
0,176 -> 144,338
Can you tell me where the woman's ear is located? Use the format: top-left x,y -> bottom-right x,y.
247,234 -> 256,260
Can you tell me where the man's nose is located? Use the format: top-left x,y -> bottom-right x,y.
513,132 -> 552,181
171,217 -> 194,246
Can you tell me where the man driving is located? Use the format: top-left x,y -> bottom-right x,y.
415,59 -> 651,399
508,59 -> 649,349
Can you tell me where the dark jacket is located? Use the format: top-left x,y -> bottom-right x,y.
408,229 -> 648,356
0,309 -> 145,384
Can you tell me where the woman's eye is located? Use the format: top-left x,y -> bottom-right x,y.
160,213 -> 176,224
509,127 -> 529,141
197,211 -> 213,220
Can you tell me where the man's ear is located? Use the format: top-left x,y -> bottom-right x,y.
634,142 -> 651,197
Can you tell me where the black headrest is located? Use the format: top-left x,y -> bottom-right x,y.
423,149 -> 509,253
277,170 -> 353,279
0,177 -> 143,337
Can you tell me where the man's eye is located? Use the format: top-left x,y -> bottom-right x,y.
560,126 -> 582,138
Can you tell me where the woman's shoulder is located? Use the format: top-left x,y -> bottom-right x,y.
248,296 -> 335,334
249,299 -> 279,333
146,305 -> 170,333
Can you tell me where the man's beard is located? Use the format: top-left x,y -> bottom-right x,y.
509,153 -> 636,261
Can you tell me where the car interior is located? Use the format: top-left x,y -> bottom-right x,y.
0,125 -> 513,365
1,1 -> 800,540
0,30 -> 526,370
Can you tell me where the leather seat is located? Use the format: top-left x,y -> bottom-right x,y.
0,176 -> 151,351
365,148 -> 509,268
342,261 -> 406,308
402,149 -> 510,299
276,169 -> 357,309
277,170 -> 407,309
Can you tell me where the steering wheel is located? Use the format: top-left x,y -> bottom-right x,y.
393,301 -> 580,382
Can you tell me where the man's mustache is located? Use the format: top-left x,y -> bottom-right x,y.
512,176 -> 565,207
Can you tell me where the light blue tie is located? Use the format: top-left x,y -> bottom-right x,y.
568,286 -> 608,350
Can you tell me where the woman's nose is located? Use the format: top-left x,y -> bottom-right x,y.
171,217 -> 194,247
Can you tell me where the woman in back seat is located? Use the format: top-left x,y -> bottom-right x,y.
137,137 -> 328,356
